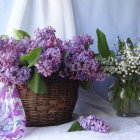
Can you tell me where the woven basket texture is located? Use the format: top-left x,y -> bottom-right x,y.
19,77 -> 78,127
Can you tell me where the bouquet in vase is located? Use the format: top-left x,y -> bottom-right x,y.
96,29 -> 140,117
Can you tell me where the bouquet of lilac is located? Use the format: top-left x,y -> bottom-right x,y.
0,26 -> 104,93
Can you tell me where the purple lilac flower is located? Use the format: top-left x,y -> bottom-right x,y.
21,37 -> 36,54
33,26 -> 62,50
62,50 -> 99,80
79,115 -> 109,133
35,47 -> 62,77
0,66 -> 31,85
62,34 -> 93,54
0,37 -> 31,85
61,34 -> 105,81
72,34 -> 94,46
32,27 -> 63,77
34,26 -> 56,39
39,34 -> 62,50
95,72 -> 106,81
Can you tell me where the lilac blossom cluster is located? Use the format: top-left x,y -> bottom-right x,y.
60,34 -> 105,81
0,37 -> 31,85
0,26 -> 104,85
62,34 -> 93,53
79,115 -> 109,133
32,27 -> 63,77
33,26 -> 62,50
31,27 -> 104,80
35,47 -> 62,77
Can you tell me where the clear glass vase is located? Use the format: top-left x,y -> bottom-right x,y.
108,77 -> 140,117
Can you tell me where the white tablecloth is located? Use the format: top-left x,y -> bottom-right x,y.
21,88 -> 140,140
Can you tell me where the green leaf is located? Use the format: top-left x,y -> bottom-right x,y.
117,36 -> 125,50
12,28 -> 31,40
18,60 -> 28,67
68,121 -> 83,132
1,35 -> 9,38
20,47 -> 42,67
94,54 -> 103,61
117,36 -> 122,50
85,45 -> 90,49
80,80 -> 90,90
96,29 -> 110,58
126,37 -> 133,46
62,51 -> 69,63
126,37 -> 133,49
27,68 -> 48,94
110,50 -> 115,57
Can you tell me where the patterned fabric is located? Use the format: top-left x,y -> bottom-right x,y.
0,85 -> 26,140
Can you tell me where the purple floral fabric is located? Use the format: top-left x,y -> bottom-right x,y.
0,85 -> 26,140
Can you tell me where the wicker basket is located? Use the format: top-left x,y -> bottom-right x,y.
18,77 -> 78,127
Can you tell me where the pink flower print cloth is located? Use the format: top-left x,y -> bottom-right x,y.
0,85 -> 26,140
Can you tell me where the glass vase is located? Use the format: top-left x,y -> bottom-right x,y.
108,77 -> 140,117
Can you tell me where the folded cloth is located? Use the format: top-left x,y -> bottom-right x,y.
0,85 -> 26,140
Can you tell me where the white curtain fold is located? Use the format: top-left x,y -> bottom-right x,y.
6,0 -> 76,39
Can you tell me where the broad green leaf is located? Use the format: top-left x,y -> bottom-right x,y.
68,121 -> 83,132
12,28 -> 31,40
20,47 -> 42,67
27,68 -> 48,94
1,35 -> 9,38
80,80 -> 90,90
96,29 -> 110,58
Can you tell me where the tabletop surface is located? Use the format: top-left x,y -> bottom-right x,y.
21,89 -> 140,140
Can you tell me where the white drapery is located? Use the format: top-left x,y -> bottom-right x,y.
6,0 -> 76,39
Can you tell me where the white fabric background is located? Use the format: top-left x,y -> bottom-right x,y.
6,0 -> 76,39
0,0 -> 140,139
72,0 -> 140,52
